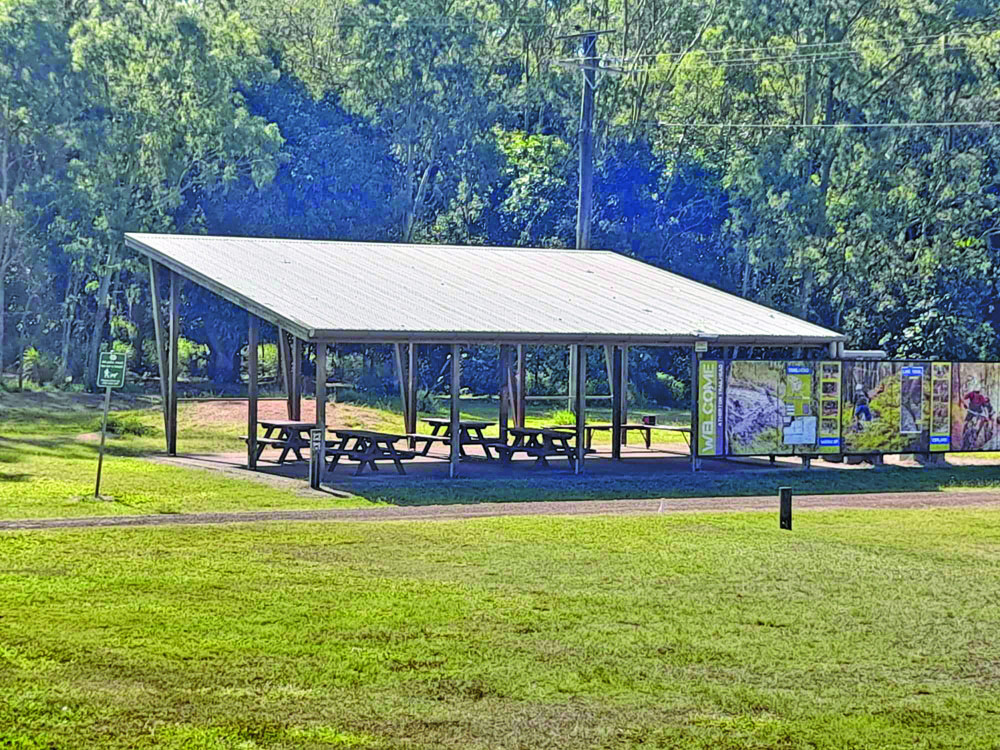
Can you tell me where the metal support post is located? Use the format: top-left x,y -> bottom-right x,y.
574,344 -> 587,474
611,345 -> 623,460
450,344 -> 461,478
247,317 -> 258,470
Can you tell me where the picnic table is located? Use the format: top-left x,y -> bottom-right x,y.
547,423 -> 692,450
243,419 -> 316,464
501,426 -> 588,468
326,429 -> 416,475
420,418 -> 501,459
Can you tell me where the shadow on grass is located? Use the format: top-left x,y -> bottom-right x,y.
335,464 -> 1000,507
0,408 -> 106,434
0,434 -> 164,462
0,436 -> 102,460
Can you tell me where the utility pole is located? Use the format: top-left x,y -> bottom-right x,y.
557,29 -> 615,412
570,33 -> 597,410
556,29 -> 616,249
576,30 -> 598,251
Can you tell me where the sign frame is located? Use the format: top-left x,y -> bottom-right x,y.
97,351 -> 127,389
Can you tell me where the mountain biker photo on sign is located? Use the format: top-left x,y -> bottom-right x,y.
841,361 -> 928,454
951,363 -> 1000,451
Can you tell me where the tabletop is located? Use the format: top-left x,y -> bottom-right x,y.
546,422 -> 691,431
421,418 -> 497,428
259,420 -> 318,429
510,426 -> 575,439
329,428 -> 410,441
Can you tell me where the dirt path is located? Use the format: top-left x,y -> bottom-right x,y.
2,491 -> 998,531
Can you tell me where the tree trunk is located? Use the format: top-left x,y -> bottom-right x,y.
86,266 -> 113,390
403,144 -> 438,243
59,272 -> 79,379
202,321 -> 241,385
0,274 -> 5,373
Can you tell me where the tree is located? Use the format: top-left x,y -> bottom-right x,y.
66,0 -> 283,388
247,0 -> 497,241
0,0 -> 75,371
184,74 -> 399,382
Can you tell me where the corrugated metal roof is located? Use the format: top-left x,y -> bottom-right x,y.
125,233 -> 845,346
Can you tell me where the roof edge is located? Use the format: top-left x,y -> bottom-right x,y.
125,234 -> 313,340
306,329 -> 847,346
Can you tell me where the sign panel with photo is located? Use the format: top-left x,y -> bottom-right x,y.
841,361 -> 929,454
725,361 -> 786,455
950,362 -> 1000,451
818,361 -> 842,453
930,363 -> 951,452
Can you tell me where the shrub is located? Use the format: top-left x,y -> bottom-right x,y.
416,390 -> 439,413
335,388 -> 362,403
177,338 -> 209,379
657,372 -> 688,405
21,347 -> 57,384
101,412 -> 153,437
258,343 -> 278,381
548,408 -> 577,425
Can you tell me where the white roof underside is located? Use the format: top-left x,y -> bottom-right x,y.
125,233 -> 844,346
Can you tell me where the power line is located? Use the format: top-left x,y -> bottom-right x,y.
652,120 -> 1000,129
554,40 -> 988,71
607,30 -> 1000,61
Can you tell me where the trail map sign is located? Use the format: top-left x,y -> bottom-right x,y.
95,351 -> 127,498
698,358 -> 1000,457
97,351 -> 127,388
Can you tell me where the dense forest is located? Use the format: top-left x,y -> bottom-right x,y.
2,0 -> 1000,399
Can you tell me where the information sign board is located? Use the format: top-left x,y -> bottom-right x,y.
97,351 -> 127,389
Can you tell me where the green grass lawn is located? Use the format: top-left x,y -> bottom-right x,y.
2,510 -> 998,748
347,463 -> 1000,505
0,396 -> 373,518
4,392 -> 1000,520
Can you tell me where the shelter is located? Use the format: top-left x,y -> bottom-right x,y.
125,233 -> 846,481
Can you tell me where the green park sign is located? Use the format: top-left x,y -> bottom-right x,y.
97,351 -> 127,389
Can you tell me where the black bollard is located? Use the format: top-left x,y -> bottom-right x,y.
779,486 -> 792,530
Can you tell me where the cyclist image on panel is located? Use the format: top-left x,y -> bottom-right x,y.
958,376 -> 997,450
852,383 -> 872,431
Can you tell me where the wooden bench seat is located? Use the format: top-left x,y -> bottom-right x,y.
325,446 -> 417,458
240,435 -> 307,463
410,433 -> 451,455
240,436 -> 289,447
546,423 -> 692,449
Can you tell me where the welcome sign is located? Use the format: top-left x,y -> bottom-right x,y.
698,360 -> 724,456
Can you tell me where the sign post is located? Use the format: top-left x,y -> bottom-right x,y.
95,351 -> 127,499
309,428 -> 324,489
779,486 -> 793,530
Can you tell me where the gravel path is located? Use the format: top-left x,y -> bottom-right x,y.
2,491 -> 998,531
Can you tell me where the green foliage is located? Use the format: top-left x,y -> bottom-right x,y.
102,412 -> 153,437
19,347 -> 56,384
653,372 -> 688,406
8,0 -> 1000,392
548,408 -> 577,425
257,343 -> 278,381
172,338 -> 208,380
416,389 -> 440,413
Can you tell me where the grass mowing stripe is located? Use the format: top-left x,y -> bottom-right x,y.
1,511 -> 998,748
5,398 -> 1000,520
